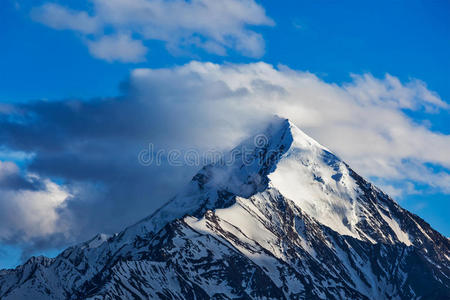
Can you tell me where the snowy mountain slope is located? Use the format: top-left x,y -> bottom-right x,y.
0,118 -> 448,299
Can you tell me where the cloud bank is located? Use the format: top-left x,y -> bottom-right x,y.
31,0 -> 274,62
0,61 -> 449,255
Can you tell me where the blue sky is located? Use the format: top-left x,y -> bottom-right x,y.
0,0 -> 449,268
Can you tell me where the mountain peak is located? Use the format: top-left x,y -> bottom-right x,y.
67,117 -> 444,271
125,118 -> 364,243
236,117 -> 328,156
253,119 -> 363,238
123,118 -> 330,240
1,117 -> 449,299
276,118 -> 327,150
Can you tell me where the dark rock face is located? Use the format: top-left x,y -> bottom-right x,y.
1,119 -> 448,299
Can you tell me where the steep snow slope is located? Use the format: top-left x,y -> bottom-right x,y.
0,118 -> 448,299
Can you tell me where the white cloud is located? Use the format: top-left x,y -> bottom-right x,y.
31,3 -> 100,34
129,61 -> 450,195
86,33 -> 147,62
345,74 -> 448,111
0,161 -> 70,242
31,0 -> 274,62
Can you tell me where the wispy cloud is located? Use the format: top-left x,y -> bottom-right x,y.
31,3 -> 100,34
86,33 -> 147,62
31,0 -> 274,62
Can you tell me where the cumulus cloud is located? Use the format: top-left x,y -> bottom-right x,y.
0,61 -> 449,254
0,161 -> 70,243
31,0 -> 274,62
